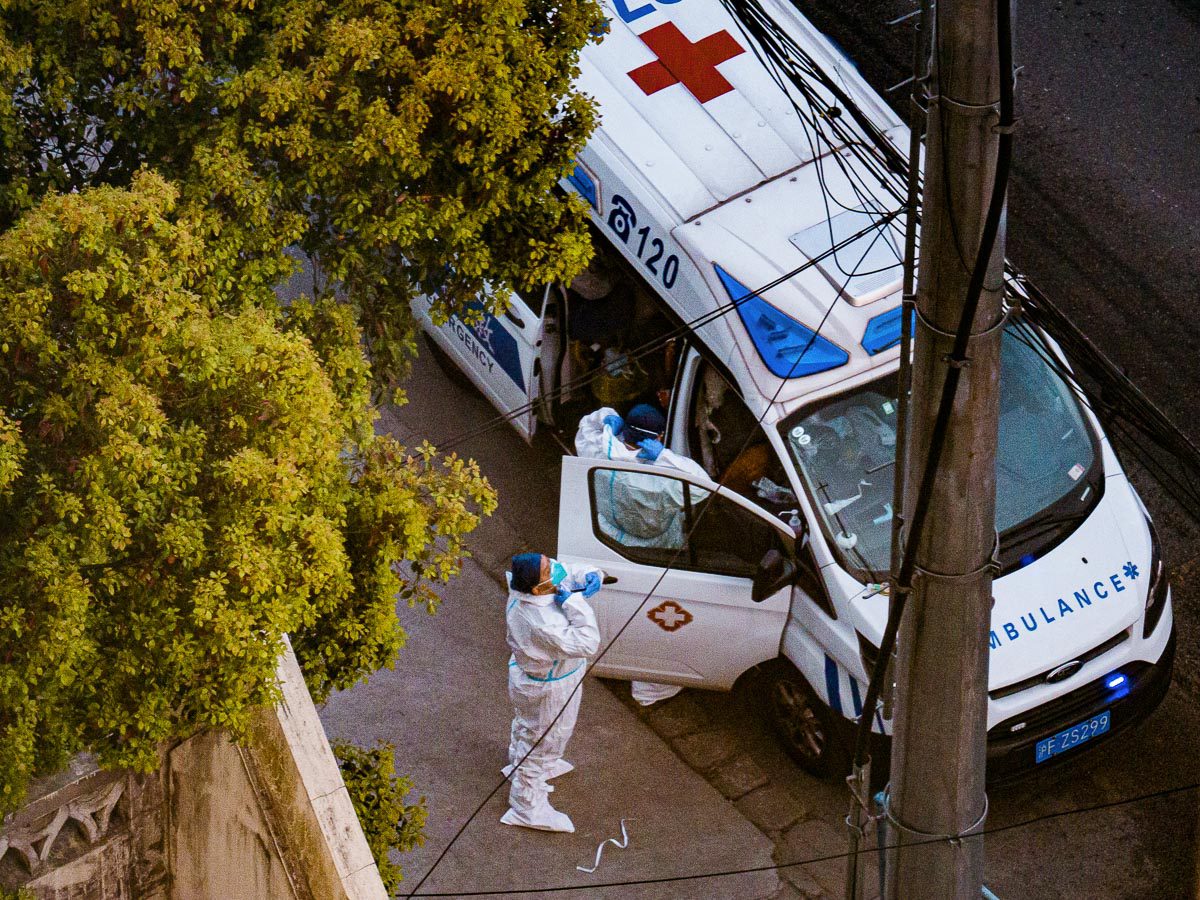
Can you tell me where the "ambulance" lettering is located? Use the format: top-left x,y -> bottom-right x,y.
987,562 -> 1141,651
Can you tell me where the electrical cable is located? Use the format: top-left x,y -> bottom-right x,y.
433,209 -> 900,453
404,778 -> 1200,896
405,215 -> 888,900
730,0 -> 1200,531
403,1 -> 1200,893
1005,277 -> 1200,517
427,0 -> 920,457
720,0 -> 912,261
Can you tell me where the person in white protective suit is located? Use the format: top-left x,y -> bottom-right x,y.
574,404 -> 706,707
501,552 -> 604,833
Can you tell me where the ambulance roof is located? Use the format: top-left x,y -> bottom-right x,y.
577,0 -> 914,409
579,0 -> 903,222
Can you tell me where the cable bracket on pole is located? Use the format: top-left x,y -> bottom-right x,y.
881,788 -> 989,847
911,532 -> 1001,584
914,305 -> 1009,342
922,92 -> 1000,118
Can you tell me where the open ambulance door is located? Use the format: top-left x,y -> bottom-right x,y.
556,455 -> 796,690
421,284 -> 557,441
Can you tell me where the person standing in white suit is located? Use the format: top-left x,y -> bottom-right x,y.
501,552 -> 604,833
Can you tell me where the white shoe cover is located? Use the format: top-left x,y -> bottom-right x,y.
501,803 -> 575,833
503,758 -> 574,780
631,680 -> 683,706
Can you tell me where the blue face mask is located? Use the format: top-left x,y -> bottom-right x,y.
549,560 -> 568,586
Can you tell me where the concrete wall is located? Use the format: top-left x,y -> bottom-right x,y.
0,758 -> 168,899
166,638 -> 388,900
1,638 -> 387,900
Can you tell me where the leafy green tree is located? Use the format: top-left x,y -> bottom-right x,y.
0,174 -> 495,810
0,0 -> 604,390
333,739 -> 426,893
0,0 -> 603,815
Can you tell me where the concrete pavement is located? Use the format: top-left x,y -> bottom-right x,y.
318,355 -> 784,897
318,550 -> 781,899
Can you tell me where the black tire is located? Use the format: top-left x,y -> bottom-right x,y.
759,659 -> 852,781
422,332 -> 476,392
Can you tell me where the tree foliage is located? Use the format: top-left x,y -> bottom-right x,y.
0,0 -> 602,813
0,174 -> 495,810
332,739 -> 426,893
0,0 -> 604,390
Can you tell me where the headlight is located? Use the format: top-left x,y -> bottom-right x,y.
1143,516 -> 1169,639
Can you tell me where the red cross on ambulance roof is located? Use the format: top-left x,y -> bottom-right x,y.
627,22 -> 747,104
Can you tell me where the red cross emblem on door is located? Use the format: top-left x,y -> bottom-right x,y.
627,22 -> 746,104
647,600 -> 694,632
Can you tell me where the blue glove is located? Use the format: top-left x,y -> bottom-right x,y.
554,585 -> 572,606
637,438 -> 664,461
582,571 -> 602,599
603,414 -> 624,434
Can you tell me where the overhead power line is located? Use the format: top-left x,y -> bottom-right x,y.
404,778 -> 1200,896
434,209 -> 901,453
404,205 -> 894,900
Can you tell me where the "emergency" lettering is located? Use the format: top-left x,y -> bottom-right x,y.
446,319 -> 495,374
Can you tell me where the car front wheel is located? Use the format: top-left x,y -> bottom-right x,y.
759,659 -> 851,780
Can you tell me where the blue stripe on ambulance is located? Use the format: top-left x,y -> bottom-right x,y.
849,674 -> 863,717
823,654 -> 842,714
459,301 -> 526,391
826,656 -> 887,733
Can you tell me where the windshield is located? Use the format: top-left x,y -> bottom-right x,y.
780,325 -> 1103,580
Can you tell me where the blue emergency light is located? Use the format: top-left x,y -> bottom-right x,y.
715,264 -> 849,378
1106,674 -> 1127,690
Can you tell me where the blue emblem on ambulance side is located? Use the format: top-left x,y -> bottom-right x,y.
446,302 -> 526,392
567,163 -> 599,211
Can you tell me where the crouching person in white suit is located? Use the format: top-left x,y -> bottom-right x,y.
575,404 -> 705,707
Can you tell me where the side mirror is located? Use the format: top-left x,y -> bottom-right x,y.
752,548 -> 797,603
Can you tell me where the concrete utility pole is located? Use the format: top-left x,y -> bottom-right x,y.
885,0 -> 1009,896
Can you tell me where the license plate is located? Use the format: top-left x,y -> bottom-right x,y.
1036,710 -> 1111,763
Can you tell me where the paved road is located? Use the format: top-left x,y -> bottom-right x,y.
300,1 -> 1200,893
390,8 -> 1200,885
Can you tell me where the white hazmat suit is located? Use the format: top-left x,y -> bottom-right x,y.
501,564 -> 602,833
574,408 -> 706,706
575,407 -> 708,480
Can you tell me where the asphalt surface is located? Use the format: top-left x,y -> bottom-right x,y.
403,336 -> 1200,897
721,2 -> 1200,893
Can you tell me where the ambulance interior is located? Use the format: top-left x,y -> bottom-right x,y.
559,229 -> 796,514
557,231 -> 679,429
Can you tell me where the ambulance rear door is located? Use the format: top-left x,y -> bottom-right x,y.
556,454 -> 795,689
416,285 -> 553,441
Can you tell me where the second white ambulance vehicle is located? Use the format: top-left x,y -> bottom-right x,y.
415,0 -> 1174,778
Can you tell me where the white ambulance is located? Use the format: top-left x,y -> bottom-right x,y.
414,0 -> 1174,778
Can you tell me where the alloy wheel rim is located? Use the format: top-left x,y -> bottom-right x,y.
772,678 -> 825,761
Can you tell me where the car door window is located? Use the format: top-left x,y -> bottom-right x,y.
589,467 -> 780,577
514,284 -> 544,317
